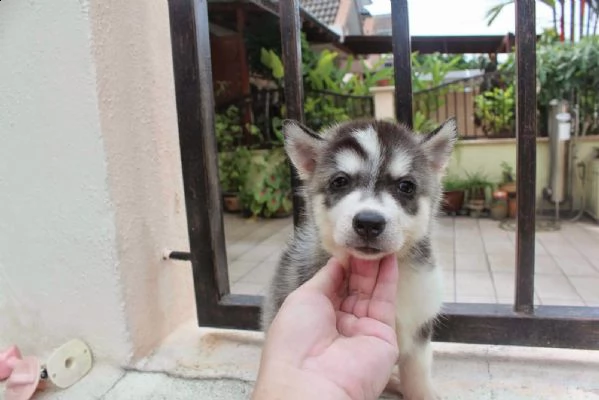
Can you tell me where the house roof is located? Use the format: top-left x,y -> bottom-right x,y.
300,0 -> 340,26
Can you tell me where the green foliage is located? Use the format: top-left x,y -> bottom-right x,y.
500,161 -> 515,184
412,52 -> 462,122
413,110 -> 438,133
485,0 -> 556,27
463,170 -> 495,200
474,84 -> 515,135
442,174 -> 468,192
215,105 -> 260,192
537,36 -> 599,134
260,48 -> 285,80
240,148 -> 293,218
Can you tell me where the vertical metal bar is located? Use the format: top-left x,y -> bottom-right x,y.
514,0 -> 537,314
391,0 -> 413,128
166,0 -> 230,324
279,0 -> 305,227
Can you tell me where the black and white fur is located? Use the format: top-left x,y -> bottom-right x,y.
261,118 -> 457,400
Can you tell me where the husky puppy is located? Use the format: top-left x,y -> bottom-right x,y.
261,117 -> 457,400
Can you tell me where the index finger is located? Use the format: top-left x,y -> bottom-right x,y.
367,254 -> 398,327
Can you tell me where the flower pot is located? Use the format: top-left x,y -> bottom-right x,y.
376,78 -> 391,86
500,182 -> 517,194
442,190 -> 465,214
508,196 -> 517,219
222,192 -> 241,213
490,201 -> 508,220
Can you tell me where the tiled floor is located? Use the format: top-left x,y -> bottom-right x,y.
224,214 -> 599,307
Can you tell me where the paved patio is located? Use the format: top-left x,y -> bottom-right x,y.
224,214 -> 599,307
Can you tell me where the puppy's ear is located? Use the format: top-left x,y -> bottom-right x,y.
283,120 -> 325,180
419,118 -> 457,172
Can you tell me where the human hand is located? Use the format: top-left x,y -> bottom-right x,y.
252,255 -> 399,400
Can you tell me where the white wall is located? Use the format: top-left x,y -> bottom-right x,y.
0,0 -> 194,363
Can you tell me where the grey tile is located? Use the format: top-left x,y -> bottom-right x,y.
569,277 -> 599,305
535,274 -> 583,301
553,255 -> 599,277
456,271 -> 495,298
455,252 -> 488,272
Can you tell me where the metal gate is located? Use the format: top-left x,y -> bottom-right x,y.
166,0 -> 599,349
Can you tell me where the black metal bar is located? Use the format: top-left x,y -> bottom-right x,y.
167,251 -> 191,261
203,298 -> 599,349
436,303 -> 599,349
279,0 -> 306,228
390,0 -> 413,128
167,0 -> 231,325
514,0 -> 537,313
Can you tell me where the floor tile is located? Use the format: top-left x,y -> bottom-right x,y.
483,241 -> 515,256
534,254 -> 563,275
456,271 -> 495,298
231,282 -> 266,296
568,277 -> 599,305
535,275 -> 582,301
455,253 -> 488,272
228,259 -> 260,283
491,272 -> 516,299
455,295 -> 497,303
536,297 -> 587,306
553,255 -> 599,277
239,261 -> 278,285
487,254 -> 515,273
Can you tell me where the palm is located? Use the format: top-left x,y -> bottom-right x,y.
290,257 -> 399,399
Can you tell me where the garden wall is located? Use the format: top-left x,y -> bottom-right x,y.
447,136 -> 599,210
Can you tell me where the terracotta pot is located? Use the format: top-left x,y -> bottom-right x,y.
223,192 -> 241,213
442,190 -> 465,214
501,182 -> 517,194
376,78 -> 391,86
490,201 -> 508,220
508,197 -> 517,219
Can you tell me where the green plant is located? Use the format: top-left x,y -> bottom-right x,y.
413,111 -> 438,133
537,36 -> 599,135
442,174 -> 468,192
474,84 -> 515,135
462,170 -> 494,200
500,161 -> 515,184
240,148 -> 293,218
215,105 -> 261,192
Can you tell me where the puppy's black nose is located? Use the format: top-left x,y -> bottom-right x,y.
353,211 -> 386,239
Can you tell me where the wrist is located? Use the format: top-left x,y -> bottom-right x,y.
252,362 -> 351,400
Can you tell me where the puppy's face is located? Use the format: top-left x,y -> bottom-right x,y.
284,119 -> 456,261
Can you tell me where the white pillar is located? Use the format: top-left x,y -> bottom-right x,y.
370,86 -> 396,120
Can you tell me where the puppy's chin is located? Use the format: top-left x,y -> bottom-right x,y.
348,247 -> 391,261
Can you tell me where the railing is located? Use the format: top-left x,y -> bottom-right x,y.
215,88 -> 374,149
414,71 -> 516,139
166,0 -> 599,349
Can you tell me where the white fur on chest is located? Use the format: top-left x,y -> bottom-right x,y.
394,260 -> 443,353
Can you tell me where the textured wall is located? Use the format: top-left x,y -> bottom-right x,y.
0,0 -> 132,362
89,0 -> 194,358
0,0 -> 195,363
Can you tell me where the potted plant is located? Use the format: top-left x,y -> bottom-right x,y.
462,170 -> 494,217
498,161 -> 517,218
441,174 -> 467,214
240,147 -> 293,219
215,105 -> 261,213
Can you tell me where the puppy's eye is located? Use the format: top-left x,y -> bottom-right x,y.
330,174 -> 350,190
397,179 -> 416,194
